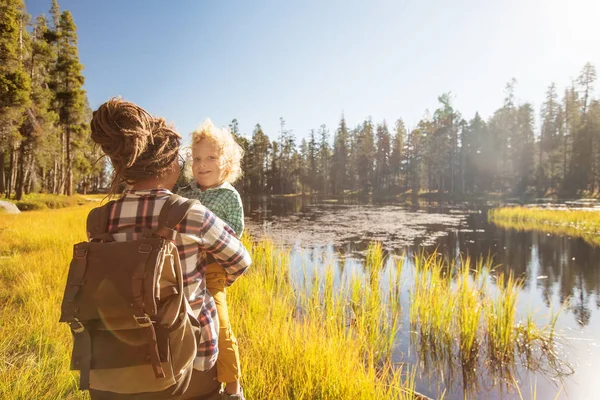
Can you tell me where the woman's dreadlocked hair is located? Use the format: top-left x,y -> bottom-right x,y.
90,98 -> 181,194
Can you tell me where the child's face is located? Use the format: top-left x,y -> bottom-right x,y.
192,140 -> 225,190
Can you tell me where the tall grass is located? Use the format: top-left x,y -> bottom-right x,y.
0,205 -> 417,399
486,272 -> 520,362
489,206 -> 600,246
456,257 -> 485,362
0,206 -> 91,399
407,253 -> 566,397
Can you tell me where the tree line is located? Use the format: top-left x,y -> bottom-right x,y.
1,0 -> 105,200
232,64 -> 598,199
2,2 -> 599,200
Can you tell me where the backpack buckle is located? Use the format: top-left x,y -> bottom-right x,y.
138,244 -> 153,254
70,318 -> 85,333
133,313 -> 153,328
75,248 -> 87,259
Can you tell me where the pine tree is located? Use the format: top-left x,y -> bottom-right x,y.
406,124 -> 425,193
374,121 -> 391,192
0,0 -> 31,196
250,123 -> 269,193
431,93 -> 459,193
50,0 -> 60,31
589,100 -> 600,192
537,83 -> 559,193
457,119 -> 468,194
389,119 -> 406,191
53,10 -> 86,195
347,126 -> 359,192
16,15 -> 59,199
356,119 -> 375,192
229,118 -> 250,194
298,138 -> 309,194
561,84 -> 579,187
579,63 -> 596,118
331,115 -> 350,194
486,79 -> 518,192
318,124 -> 330,195
464,113 -> 488,193
307,129 -> 318,193
268,140 -> 279,193
514,103 -> 535,194
568,63 -> 598,194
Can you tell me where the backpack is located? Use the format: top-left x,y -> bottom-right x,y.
59,194 -> 201,395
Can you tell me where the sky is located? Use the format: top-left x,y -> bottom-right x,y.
25,0 -> 600,144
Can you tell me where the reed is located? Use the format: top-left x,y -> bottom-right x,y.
410,254 -> 455,347
486,272 -> 520,362
407,252 -> 565,389
456,257 -> 484,361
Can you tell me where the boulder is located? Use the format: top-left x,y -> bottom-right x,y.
0,200 -> 21,214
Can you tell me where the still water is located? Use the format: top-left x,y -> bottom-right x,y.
243,196 -> 600,400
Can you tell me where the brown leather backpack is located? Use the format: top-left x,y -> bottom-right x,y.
59,195 -> 200,395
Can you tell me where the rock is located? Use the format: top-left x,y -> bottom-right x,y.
0,200 -> 21,214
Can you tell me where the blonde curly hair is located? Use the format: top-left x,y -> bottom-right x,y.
190,119 -> 244,184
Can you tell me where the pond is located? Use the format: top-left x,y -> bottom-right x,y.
243,195 -> 600,400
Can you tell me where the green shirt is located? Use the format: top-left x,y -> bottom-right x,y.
177,181 -> 244,236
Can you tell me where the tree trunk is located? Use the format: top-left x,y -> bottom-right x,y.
53,159 -> 59,194
59,130 -> 65,194
591,135 -> 596,194
40,167 -> 46,192
66,127 -> 73,195
24,151 -> 33,194
0,151 -> 5,196
15,143 -> 26,200
7,145 -> 18,198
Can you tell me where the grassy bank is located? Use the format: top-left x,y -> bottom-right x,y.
2,193 -> 104,211
489,206 -> 600,246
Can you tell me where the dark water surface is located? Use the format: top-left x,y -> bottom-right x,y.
243,196 -> 600,400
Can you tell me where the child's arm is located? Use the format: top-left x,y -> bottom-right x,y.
221,190 -> 244,236
183,204 -> 251,286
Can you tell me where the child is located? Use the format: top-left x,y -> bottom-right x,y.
178,119 -> 245,399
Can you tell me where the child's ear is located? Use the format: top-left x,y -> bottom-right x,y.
223,160 -> 232,176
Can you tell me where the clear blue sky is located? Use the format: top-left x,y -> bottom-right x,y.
25,0 -> 600,143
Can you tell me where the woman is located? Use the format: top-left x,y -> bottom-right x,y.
87,98 -> 251,399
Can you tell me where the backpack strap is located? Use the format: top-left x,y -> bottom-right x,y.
87,201 -> 116,242
154,194 -> 199,240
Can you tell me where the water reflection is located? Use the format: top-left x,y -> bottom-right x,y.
433,213 -> 600,328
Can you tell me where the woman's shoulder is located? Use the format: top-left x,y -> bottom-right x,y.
176,201 -> 211,233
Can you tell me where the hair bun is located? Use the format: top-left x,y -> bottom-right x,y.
90,98 -> 182,194
91,98 -> 154,168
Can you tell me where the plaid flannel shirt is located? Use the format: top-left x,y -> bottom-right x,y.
104,188 -> 251,371
177,181 -> 244,236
